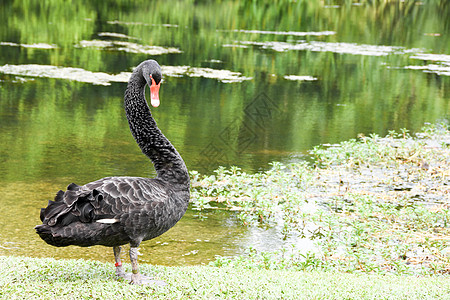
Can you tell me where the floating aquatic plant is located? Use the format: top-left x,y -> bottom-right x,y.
283,75 -> 317,81
0,64 -> 129,86
0,64 -> 252,85
219,29 -> 336,36
229,40 -> 423,57
0,41 -> 57,49
97,32 -> 140,40
76,40 -> 182,55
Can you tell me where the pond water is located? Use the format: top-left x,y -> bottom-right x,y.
0,1 -> 449,266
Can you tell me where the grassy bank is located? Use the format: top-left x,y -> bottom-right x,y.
192,123 -> 450,275
1,256 -> 450,299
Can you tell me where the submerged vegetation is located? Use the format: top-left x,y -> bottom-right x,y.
191,123 -> 450,275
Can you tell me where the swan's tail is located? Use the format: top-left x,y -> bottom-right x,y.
35,183 -> 106,247
35,185 -> 77,247
34,224 -> 69,247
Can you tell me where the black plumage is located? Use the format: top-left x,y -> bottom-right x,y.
35,60 -> 190,285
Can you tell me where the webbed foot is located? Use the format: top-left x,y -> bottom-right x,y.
118,272 -> 166,286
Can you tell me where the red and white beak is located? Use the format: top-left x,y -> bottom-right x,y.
150,77 -> 161,107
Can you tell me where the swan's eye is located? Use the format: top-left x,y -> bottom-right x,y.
150,73 -> 162,85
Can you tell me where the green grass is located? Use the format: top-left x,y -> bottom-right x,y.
1,256 -> 450,299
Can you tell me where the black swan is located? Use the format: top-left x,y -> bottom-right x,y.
35,59 -> 190,285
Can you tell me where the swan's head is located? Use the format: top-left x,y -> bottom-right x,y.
142,60 -> 162,108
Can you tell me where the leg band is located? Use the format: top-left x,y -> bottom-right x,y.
115,262 -> 122,267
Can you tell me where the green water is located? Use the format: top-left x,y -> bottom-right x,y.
0,0 -> 449,265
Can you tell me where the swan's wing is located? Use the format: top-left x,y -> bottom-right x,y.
38,177 -> 168,229
86,177 -> 168,222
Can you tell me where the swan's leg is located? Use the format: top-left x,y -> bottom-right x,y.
126,245 -> 166,286
113,246 -> 125,278
129,247 -> 142,285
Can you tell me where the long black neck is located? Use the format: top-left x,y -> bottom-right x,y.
124,69 -> 189,188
